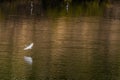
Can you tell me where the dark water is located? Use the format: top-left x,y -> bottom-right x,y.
0,1 -> 120,80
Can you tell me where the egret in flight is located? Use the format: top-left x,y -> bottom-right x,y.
24,43 -> 34,50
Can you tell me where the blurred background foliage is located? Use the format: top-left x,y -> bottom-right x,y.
0,0 -> 112,18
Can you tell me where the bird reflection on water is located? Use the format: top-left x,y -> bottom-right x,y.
24,56 -> 33,65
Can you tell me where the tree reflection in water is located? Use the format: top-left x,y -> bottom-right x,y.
0,0 -> 109,18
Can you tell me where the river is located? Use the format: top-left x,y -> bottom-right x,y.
0,1 -> 120,80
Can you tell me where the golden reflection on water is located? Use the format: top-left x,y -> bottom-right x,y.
51,17 -> 67,56
11,18 -> 34,80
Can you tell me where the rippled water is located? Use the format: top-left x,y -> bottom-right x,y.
0,1 -> 120,80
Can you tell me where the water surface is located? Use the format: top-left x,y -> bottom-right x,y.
0,1 -> 120,80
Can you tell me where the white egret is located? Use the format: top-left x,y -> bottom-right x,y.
30,1 -> 33,15
31,1 -> 33,8
66,2 -> 69,12
24,43 -> 34,50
